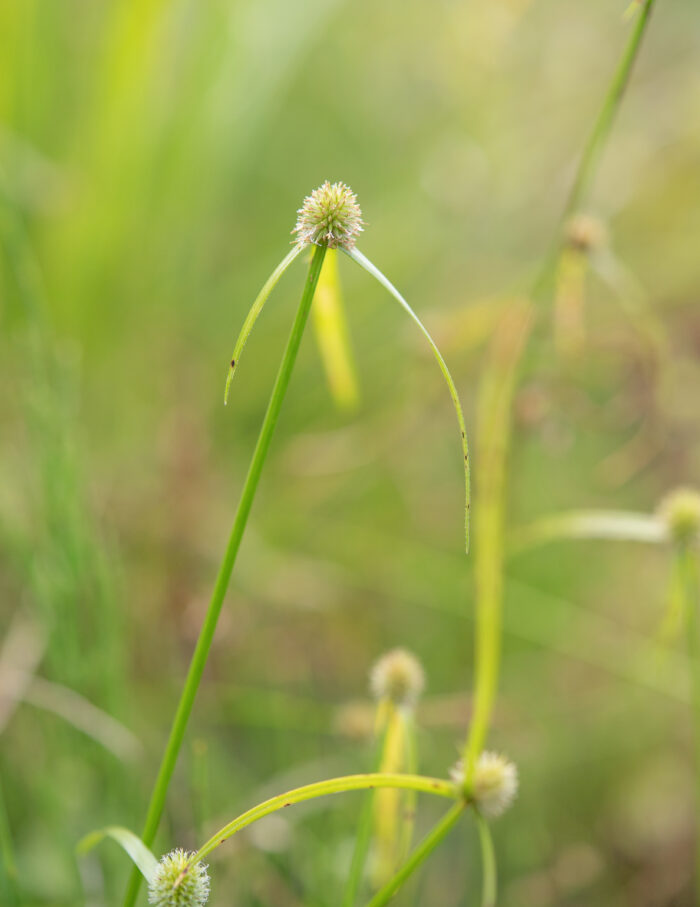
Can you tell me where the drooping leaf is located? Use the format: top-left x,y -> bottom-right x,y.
77,826 -> 159,881
224,243 -> 304,404
511,509 -> 668,553
312,249 -> 360,411
344,247 -> 471,552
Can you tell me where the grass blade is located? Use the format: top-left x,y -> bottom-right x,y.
510,509 -> 667,553
224,243 -> 304,403
78,826 -> 159,882
344,247 -> 470,552
312,248 -> 360,411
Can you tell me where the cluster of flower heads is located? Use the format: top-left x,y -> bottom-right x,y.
451,752 -> 519,819
292,180 -> 364,250
148,849 -> 210,907
370,647 -> 426,709
658,487 -> 700,547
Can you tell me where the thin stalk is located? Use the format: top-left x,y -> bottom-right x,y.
0,777 -> 19,907
342,719 -> 392,907
398,711 -> 419,862
474,811 -> 497,907
533,0 -> 657,299
122,244 -> 327,907
680,546 -> 700,904
192,774 -> 457,863
373,704 -> 405,886
463,0 -> 659,782
363,802 -> 465,907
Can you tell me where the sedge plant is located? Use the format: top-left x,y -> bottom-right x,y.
82,652 -> 517,906
117,181 -> 472,907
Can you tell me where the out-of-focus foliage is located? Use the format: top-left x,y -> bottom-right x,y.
1,0 -> 700,904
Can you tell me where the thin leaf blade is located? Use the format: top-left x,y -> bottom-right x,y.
344,247 -> 471,552
224,243 -> 304,404
77,826 -> 159,882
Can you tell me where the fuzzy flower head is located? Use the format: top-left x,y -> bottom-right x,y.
293,181 -> 363,250
565,213 -> 607,254
658,487 -> 700,547
148,849 -> 210,907
370,648 -> 425,709
451,752 -> 518,818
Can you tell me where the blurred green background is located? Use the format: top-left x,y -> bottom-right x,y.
1,0 -> 700,904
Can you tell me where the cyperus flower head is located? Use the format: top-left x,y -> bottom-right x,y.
148,849 -> 210,907
451,752 -> 518,818
370,648 -> 425,709
293,181 -> 363,250
565,213 -> 607,254
658,487 -> 700,546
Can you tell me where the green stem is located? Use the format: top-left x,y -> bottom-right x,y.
122,244 -> 327,907
680,546 -> 700,905
463,0 -> 659,782
533,0 -> 658,298
342,721 -> 391,907
192,774 -> 457,863
0,776 -> 19,907
363,802 -> 465,907
474,811 -> 497,907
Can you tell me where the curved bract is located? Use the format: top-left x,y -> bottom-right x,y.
78,826 -> 158,882
344,247 -> 471,553
224,243 -> 304,404
191,772 -> 457,863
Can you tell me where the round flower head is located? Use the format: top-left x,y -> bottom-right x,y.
451,752 -> 518,818
658,487 -> 700,546
370,648 -> 425,708
148,849 -> 210,907
565,213 -> 607,254
293,181 -> 363,250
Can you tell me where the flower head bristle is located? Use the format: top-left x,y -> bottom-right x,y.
293,181 -> 363,250
370,648 -> 425,708
658,487 -> 700,546
451,752 -> 518,818
148,849 -> 210,907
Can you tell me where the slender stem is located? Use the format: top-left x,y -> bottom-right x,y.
342,719 -> 391,907
533,0 -> 658,299
363,802 -> 465,907
0,776 -> 19,907
399,711 -> 419,862
463,0 -> 659,782
680,546 -> 700,904
192,774 -> 457,863
122,244 -> 327,907
474,811 -> 497,907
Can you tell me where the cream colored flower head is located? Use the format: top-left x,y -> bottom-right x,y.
658,487 -> 700,546
148,849 -> 210,907
451,752 -> 518,818
565,213 -> 607,253
370,648 -> 425,709
293,181 -> 364,250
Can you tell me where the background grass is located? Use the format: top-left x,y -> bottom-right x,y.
1,0 -> 700,904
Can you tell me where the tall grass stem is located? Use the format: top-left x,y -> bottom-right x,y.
122,244 -> 327,907
363,802 -> 465,907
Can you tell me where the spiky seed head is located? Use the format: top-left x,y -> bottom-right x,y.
565,213 -> 607,254
370,648 -> 425,708
451,752 -> 518,818
658,487 -> 700,546
148,849 -> 210,907
293,181 -> 363,250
